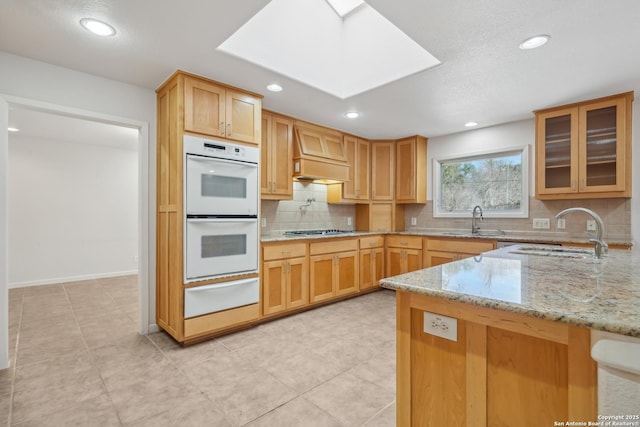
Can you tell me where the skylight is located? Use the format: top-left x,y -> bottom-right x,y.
325,0 -> 364,18
218,0 -> 440,99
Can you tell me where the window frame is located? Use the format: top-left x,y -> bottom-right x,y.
432,145 -> 529,218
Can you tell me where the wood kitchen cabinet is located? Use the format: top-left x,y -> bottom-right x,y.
184,74 -> 262,144
396,292 -> 597,426
395,135 -> 427,203
309,239 -> 359,303
155,71 -> 263,344
535,91 -> 633,199
359,236 -> 385,290
261,111 -> 293,199
370,140 -> 395,201
386,235 -> 423,276
424,238 -> 496,267
262,242 -> 308,316
327,135 -> 370,203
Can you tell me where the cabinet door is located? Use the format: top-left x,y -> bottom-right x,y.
405,249 -> 423,273
579,97 -> 627,193
271,116 -> 294,197
263,260 -> 286,315
184,78 -> 225,137
360,250 -> 374,290
225,90 -> 261,144
286,257 -> 308,309
335,251 -> 359,296
386,247 -> 404,277
396,137 -> 416,202
260,114 -> 272,195
425,250 -> 458,267
357,139 -> 370,200
342,135 -> 358,199
536,107 -> 579,196
371,141 -> 394,200
309,254 -> 335,303
361,248 -> 385,290
396,136 -> 427,203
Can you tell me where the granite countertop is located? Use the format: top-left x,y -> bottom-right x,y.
261,229 -> 633,246
380,244 -> 640,337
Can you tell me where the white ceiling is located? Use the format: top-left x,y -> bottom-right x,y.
1,0 -> 640,140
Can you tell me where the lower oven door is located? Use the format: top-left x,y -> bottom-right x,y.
185,217 -> 258,281
184,277 -> 259,318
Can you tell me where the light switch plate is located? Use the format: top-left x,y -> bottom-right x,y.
586,219 -> 596,231
423,311 -> 457,341
411,217 -> 417,226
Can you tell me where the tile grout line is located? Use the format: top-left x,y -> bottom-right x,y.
61,281 -> 127,427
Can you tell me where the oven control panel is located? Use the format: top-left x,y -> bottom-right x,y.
183,134 -> 258,163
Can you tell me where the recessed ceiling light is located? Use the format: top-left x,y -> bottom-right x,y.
266,83 -> 283,92
519,34 -> 550,50
464,122 -> 478,127
80,18 -> 116,37
325,0 -> 365,18
345,111 -> 360,119
7,127 -> 19,132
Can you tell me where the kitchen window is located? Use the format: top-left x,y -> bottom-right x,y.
433,146 -> 529,218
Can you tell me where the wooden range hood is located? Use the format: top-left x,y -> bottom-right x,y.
293,121 -> 349,184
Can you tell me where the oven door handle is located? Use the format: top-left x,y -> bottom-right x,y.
186,218 -> 257,223
187,278 -> 258,291
187,155 -> 258,168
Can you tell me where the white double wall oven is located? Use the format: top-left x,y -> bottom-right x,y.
183,135 -> 260,318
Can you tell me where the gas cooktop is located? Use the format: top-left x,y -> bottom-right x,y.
283,229 -> 350,236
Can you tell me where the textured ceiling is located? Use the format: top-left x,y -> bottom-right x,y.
1,0 -> 639,140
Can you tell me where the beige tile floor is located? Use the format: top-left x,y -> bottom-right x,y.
1,276 -> 397,426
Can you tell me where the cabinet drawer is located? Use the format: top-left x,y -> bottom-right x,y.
263,243 -> 307,261
184,277 -> 259,318
427,238 -> 495,254
386,235 -> 423,250
360,235 -> 384,249
310,238 -> 358,255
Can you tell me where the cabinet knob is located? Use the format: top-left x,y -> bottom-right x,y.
572,180 -> 577,191
227,123 -> 232,135
220,122 -> 225,135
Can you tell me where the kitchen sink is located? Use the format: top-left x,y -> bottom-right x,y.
508,245 -> 594,259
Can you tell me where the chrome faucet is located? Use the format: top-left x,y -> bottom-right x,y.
471,205 -> 483,234
555,207 -> 608,258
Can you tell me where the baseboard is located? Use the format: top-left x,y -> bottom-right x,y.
9,270 -> 139,289
147,324 -> 160,334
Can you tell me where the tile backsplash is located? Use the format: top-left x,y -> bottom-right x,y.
261,182 -> 355,235
261,183 -> 631,241
404,198 -> 631,240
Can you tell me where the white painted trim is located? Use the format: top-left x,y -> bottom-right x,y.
8,271 -> 139,289
0,94 -> 152,344
0,98 -> 9,369
148,324 -> 161,333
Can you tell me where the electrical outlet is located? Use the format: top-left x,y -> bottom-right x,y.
423,311 -> 457,341
347,217 -> 352,226
533,218 -> 550,229
557,218 -> 566,229
134,255 -> 139,264
411,217 -> 417,226
586,219 -> 596,231
261,218 -> 267,228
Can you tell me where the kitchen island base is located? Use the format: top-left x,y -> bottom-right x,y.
396,291 -> 597,426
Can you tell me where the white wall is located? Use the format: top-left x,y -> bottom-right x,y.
0,50 -> 157,368
427,119 -> 536,200
427,94 -> 639,245
8,134 -> 138,286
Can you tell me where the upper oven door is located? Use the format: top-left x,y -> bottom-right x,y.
185,154 -> 258,216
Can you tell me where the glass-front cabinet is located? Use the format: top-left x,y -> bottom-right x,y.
535,92 -> 633,199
